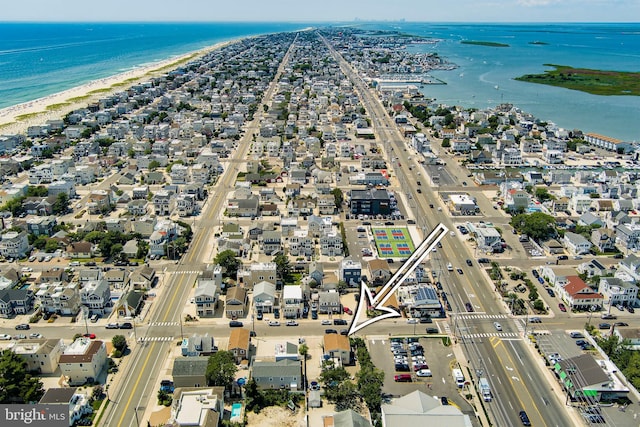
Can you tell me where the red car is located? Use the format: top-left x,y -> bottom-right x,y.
558,303 -> 567,312
343,307 -> 353,315
83,333 -> 96,339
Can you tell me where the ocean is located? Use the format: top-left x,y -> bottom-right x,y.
0,22 -> 307,108
0,22 -> 638,141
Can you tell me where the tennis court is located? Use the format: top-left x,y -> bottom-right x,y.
371,227 -> 415,258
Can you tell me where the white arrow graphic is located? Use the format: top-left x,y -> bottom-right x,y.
348,223 -> 449,335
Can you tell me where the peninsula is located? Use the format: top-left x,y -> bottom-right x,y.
515,64 -> 640,96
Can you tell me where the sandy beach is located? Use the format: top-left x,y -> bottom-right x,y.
0,40 -> 235,136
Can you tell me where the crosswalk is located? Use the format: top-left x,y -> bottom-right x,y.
461,332 -> 520,339
172,270 -> 202,275
149,321 -> 180,327
139,336 -> 175,342
456,314 -> 509,320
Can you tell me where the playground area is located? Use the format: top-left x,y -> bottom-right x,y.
371,227 -> 415,258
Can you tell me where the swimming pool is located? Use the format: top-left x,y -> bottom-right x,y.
230,402 -> 242,420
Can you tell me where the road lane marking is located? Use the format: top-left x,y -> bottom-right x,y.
116,272 -> 190,427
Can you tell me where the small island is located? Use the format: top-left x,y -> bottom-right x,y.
515,64 -> 640,96
528,41 -> 549,45
461,40 -> 510,47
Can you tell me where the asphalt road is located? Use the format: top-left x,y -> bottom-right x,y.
322,36 -> 573,427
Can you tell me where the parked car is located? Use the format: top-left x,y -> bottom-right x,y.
333,319 -> 348,326
321,320 -> 331,325
105,323 -> 120,329
15,323 -> 30,330
29,333 -> 42,339
601,313 -> 617,320
83,333 -> 96,339
229,321 -> 243,327
529,317 -> 542,323
426,327 -> 439,334
478,258 -> 490,263
119,322 -> 133,329
343,307 -> 353,315
598,323 -> 611,330
325,329 -> 337,334
416,369 -> 432,377
394,374 -> 412,382
570,332 -> 585,339
286,320 -> 298,326
628,306 -> 635,313
0,334 -> 12,340
558,303 -> 567,312
268,321 -> 280,326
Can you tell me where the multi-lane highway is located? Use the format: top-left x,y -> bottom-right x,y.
321,32 -> 573,427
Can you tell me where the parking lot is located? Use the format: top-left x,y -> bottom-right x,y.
368,335 -> 477,422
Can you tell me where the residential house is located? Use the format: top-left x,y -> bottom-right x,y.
25,216 -> 57,236
289,229 -> 314,257
591,228 -> 617,253
152,191 -> 175,216
225,286 -> 247,318
339,258 -> 362,288
324,333 -> 351,366
237,262 -> 277,288
504,189 -> 530,213
616,223 -> 640,252
12,338 -> 63,374
318,290 -> 341,314
228,328 -> 250,364
261,231 -> 282,255
39,268 -> 69,284
0,289 -> 34,318
253,281 -> 276,315
67,241 -> 93,259
59,338 -> 107,386
129,265 -> 156,289
560,276 -> 604,310
114,290 -> 144,318
563,232 -> 593,256
37,282 -> 81,316
103,268 -> 128,289
39,388 -> 92,427
599,277 -> 638,309
170,387 -> 225,427
320,230 -> 343,256
171,357 -> 210,388
181,334 -> 217,357
194,279 -> 219,318
79,279 -> 111,315
368,259 -> 391,284
227,196 -> 259,218
324,410 -> 372,427
282,285 -> 303,319
251,359 -> 302,390
0,231 -> 29,258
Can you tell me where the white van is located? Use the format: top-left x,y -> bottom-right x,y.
90,314 -> 99,323
452,368 -> 465,388
70,261 -> 81,267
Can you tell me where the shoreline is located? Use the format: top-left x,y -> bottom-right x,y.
0,39 -> 238,136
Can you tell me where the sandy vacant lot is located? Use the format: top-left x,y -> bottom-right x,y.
246,406 -> 305,427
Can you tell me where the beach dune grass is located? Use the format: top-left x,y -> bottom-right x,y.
515,64 -> 640,96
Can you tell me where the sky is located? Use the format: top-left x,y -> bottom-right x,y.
2,0 -> 638,22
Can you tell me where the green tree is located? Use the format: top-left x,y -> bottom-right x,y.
92,385 -> 104,401
32,236 -> 48,250
334,380 -> 361,412
533,299 -> 545,311
441,138 -> 451,148
148,160 -> 161,171
44,239 -> 59,253
26,186 -> 49,197
534,187 -> 553,202
112,335 -> 127,353
298,344 -> 309,359
357,366 -> 384,412
205,351 -> 237,388
274,253 -> 292,285
331,188 -> 344,209
52,193 -> 69,215
245,378 -> 265,413
0,349 -> 45,403
214,250 -> 240,278
510,212 -> 556,241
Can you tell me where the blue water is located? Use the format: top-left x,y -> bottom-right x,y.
0,22 -> 308,108
0,22 -> 638,141
352,22 -> 640,141
231,402 -> 242,418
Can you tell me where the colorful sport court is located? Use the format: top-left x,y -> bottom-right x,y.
371,227 -> 415,258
